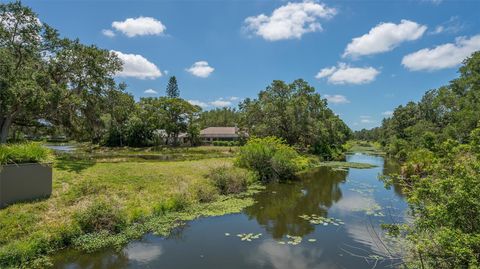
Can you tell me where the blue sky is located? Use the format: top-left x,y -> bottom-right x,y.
20,0 -> 480,130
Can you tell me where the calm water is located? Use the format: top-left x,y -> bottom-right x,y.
44,144 -> 77,152
54,153 -> 407,269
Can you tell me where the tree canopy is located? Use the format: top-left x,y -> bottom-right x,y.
166,76 -> 179,98
0,2 -> 123,143
239,79 -> 351,159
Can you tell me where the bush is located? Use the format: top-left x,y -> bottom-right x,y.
192,181 -> 219,203
74,199 -> 127,234
208,166 -> 250,195
0,142 -> 52,165
236,137 -> 304,182
153,193 -> 191,215
212,141 -> 239,147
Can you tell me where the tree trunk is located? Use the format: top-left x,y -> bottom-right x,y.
0,116 -> 13,144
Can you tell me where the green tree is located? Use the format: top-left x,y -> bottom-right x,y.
374,51 -> 480,268
198,107 -> 240,128
166,76 -> 179,98
139,97 -> 200,146
0,2 -> 122,144
0,2 -> 49,143
239,79 -> 351,159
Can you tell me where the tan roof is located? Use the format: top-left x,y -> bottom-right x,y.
200,127 -> 239,137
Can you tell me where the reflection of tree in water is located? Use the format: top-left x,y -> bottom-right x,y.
244,167 -> 348,239
382,158 -> 404,198
53,249 -> 130,269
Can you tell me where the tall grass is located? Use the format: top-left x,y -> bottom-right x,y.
0,143 -> 52,165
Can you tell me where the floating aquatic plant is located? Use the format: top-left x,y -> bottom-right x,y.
236,233 -> 262,241
365,203 -> 385,217
299,214 -> 344,226
286,235 -> 302,245
348,181 -> 377,197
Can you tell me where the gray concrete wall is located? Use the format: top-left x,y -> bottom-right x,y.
0,163 -> 52,209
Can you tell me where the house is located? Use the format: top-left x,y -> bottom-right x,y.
199,127 -> 244,143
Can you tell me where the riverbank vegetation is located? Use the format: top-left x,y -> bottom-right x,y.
359,52 -> 480,268
0,152 -> 262,268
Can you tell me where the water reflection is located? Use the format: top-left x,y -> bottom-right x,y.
248,241 -> 334,269
54,249 -> 129,269
244,167 -> 347,239
124,242 -> 163,264
44,144 -> 76,152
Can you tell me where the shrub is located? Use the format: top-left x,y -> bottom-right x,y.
74,199 -> 127,234
208,166 -> 250,195
153,193 -> 191,215
0,143 -> 52,165
236,137 -> 303,182
192,180 -> 219,203
212,141 -> 239,147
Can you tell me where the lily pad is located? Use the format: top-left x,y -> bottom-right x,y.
299,214 -> 345,226
236,233 -> 262,242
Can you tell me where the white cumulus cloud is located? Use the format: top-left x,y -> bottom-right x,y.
324,94 -> 350,104
343,20 -> 427,58
210,99 -> 232,107
186,61 -> 214,78
144,89 -> 158,94
112,17 -> 166,37
111,50 -> 162,79
315,63 -> 380,85
360,116 -> 376,124
243,1 -> 336,41
102,29 -> 115,37
188,100 -> 208,108
402,34 -> 480,71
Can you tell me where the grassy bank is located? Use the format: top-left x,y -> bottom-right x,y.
58,145 -> 238,163
0,152 -> 260,268
345,140 -> 386,155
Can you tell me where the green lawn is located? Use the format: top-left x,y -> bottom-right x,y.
0,152 -> 257,268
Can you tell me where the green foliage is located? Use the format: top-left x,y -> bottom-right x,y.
138,97 -> 201,146
212,140 -> 240,146
208,166 -> 250,195
74,198 -> 127,234
102,97 -> 202,147
398,147 -> 480,268
374,52 -> 480,268
198,107 -> 241,128
0,142 -> 52,165
374,52 -> 480,158
166,76 -> 179,98
238,79 -> 351,159
192,180 -> 219,203
0,2 -> 123,144
236,137 -> 305,182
